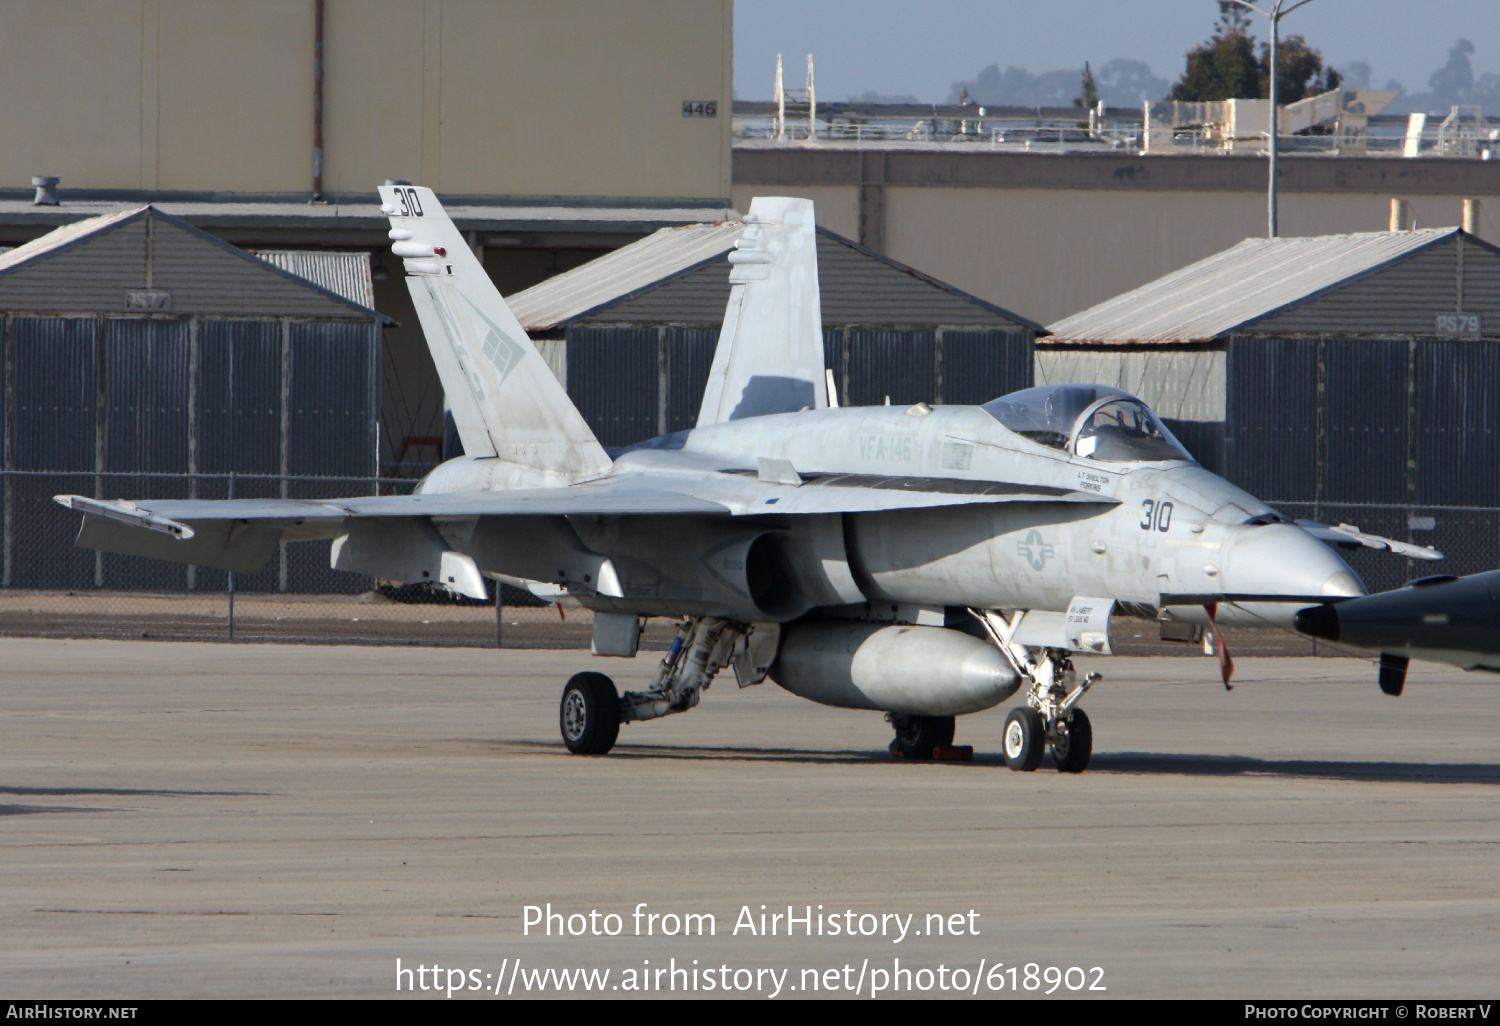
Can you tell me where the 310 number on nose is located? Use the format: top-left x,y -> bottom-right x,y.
1140,499 -> 1173,532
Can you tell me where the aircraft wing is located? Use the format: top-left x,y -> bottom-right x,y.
57,472 -> 1115,573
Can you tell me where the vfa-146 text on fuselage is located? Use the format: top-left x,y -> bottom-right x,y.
55,186 -> 1436,773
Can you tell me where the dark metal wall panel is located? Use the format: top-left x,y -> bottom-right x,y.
1323,337 -> 1409,504
9,317 -> 100,588
846,329 -> 936,407
195,320 -> 283,485
566,327 -> 659,447
1225,336 -> 1319,501
102,320 -> 190,476
100,319 -> 191,590
11,317 -> 98,472
288,321 -> 378,479
939,329 -> 1033,405
283,321 -> 379,595
1162,419 -> 1226,475
1414,340 -> 1500,507
663,327 -> 718,433
1255,241 -> 1489,337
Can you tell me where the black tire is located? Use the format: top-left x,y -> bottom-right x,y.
1002,706 -> 1045,771
890,714 -> 956,759
1051,708 -> 1093,774
559,672 -> 621,755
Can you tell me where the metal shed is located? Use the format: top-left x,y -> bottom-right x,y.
507,222 -> 1044,448
0,206 -> 389,594
1041,227 -> 1500,589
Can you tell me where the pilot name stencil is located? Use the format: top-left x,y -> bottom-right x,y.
1075,470 -> 1110,493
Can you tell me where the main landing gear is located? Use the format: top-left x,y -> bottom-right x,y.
560,672 -> 620,755
558,617 -> 766,756
887,713 -> 955,759
973,609 -> 1100,774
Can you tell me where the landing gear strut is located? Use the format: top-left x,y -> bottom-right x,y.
557,617 -> 761,756
973,609 -> 1100,773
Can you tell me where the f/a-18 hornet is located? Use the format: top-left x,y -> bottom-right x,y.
57,186 -> 1438,773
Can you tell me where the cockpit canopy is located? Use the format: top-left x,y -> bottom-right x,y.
982,385 -> 1192,463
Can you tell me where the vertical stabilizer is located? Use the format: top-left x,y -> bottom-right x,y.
379,184 -> 611,480
696,197 -> 827,426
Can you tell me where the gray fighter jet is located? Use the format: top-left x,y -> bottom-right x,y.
55,186 -> 1438,773
1295,572 -> 1500,694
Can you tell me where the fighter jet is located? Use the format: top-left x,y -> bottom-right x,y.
55,186 -> 1436,773
1295,572 -> 1500,695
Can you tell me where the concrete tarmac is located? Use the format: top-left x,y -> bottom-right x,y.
1,638 -> 1498,999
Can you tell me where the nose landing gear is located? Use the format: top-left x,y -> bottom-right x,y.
972,608 -> 1101,773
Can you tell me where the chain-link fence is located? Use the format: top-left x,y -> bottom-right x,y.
0,475 -> 1493,648
0,470 -> 591,647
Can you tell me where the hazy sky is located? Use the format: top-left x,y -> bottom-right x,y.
734,0 -> 1500,102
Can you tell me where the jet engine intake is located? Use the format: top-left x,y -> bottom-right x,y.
771,618 -> 1020,716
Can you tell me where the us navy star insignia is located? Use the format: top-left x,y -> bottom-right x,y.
1017,529 -> 1054,572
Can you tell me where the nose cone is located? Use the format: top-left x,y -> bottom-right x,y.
1219,524 -> 1365,628
1222,524 -> 1366,598
1293,603 -> 1341,640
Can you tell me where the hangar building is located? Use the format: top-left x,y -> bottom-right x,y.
1040,227 -> 1500,590
506,222 -> 1042,447
0,206 -> 386,594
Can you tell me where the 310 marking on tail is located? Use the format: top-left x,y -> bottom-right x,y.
394,187 -> 424,217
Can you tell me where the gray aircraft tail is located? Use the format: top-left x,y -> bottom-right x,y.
696,197 -> 828,426
379,184 -> 611,480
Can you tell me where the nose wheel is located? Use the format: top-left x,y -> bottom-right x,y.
1049,708 -> 1092,773
1002,707 -> 1046,770
1003,706 -> 1092,772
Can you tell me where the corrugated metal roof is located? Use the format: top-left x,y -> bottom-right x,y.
508,221 -> 743,331
0,206 -> 387,322
1047,228 -> 1460,345
252,250 -> 376,310
508,222 -> 1043,333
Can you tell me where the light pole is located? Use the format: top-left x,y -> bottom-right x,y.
1230,0 -> 1320,237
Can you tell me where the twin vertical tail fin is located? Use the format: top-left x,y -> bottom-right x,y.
379,184 -> 612,481
696,197 -> 828,426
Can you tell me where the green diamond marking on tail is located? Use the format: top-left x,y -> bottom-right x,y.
464,294 -> 526,380
1017,529 -> 1054,572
